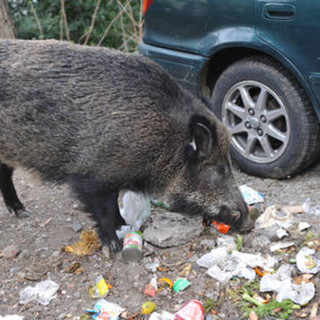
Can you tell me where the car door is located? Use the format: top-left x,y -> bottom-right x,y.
254,0 -> 320,81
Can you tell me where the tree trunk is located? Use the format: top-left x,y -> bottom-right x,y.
0,0 -> 16,39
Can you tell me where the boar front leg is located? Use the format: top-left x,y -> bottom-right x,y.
0,163 -> 35,218
71,177 -> 126,252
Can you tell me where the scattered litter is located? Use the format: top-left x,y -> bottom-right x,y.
86,299 -> 125,320
149,311 -> 174,320
302,198 -> 320,215
231,251 -> 277,271
260,264 -> 315,305
1,245 -> 20,259
19,280 -> 60,306
197,246 -> 277,283
0,316 -> 24,320
173,278 -> 191,293
216,235 -> 236,252
196,247 -> 228,269
120,191 -> 150,230
141,301 -> 157,315
89,275 -> 111,299
254,267 -> 269,277
296,247 -> 320,274
64,230 -> 101,256
122,231 -> 143,263
145,259 -> 160,272
158,277 -> 173,290
269,241 -> 295,252
144,284 -> 156,297
276,228 -> 289,239
211,221 -> 230,234
255,205 -> 299,230
174,300 -> 205,320
298,222 -> 311,232
239,185 -> 265,205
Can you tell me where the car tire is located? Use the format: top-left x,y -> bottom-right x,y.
210,56 -> 320,179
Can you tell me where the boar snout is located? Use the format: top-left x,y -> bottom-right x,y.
230,198 -> 255,233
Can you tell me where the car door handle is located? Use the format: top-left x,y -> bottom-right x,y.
263,4 -> 296,20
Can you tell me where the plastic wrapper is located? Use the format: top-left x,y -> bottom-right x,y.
89,276 -> 110,299
174,300 -> 204,320
19,280 -> 59,306
119,191 -> 150,230
260,264 -> 315,305
173,278 -> 191,292
87,299 -> 124,320
239,185 -> 265,205
296,247 -> 320,274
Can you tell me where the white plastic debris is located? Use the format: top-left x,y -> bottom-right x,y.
269,241 -> 295,252
145,258 -> 160,272
207,260 -> 256,283
196,247 -> 228,269
0,316 -> 24,320
298,222 -> 311,232
216,235 -> 237,252
276,228 -> 289,239
197,247 -> 277,283
302,198 -> 320,216
260,264 -> 315,305
231,251 -> 277,271
149,311 -> 174,320
239,185 -> 265,205
255,205 -> 296,230
119,191 -> 150,230
19,280 -> 60,306
296,247 -> 320,274
116,191 -> 151,239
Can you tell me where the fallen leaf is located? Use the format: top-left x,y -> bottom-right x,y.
249,310 -> 258,320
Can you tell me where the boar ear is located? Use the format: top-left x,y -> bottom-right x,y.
192,122 -> 213,159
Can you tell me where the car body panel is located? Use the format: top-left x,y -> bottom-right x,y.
140,0 -> 320,120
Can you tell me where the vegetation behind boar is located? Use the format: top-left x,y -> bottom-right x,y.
0,40 -> 250,251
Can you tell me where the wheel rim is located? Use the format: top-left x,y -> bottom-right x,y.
222,81 -> 290,164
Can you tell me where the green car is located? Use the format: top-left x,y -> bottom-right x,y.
139,0 -> 320,179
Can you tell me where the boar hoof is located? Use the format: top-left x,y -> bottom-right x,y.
104,236 -> 123,253
16,208 -> 37,218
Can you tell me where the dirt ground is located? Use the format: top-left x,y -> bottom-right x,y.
1,159 -> 320,320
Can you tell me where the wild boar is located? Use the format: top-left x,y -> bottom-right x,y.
0,39 -> 251,251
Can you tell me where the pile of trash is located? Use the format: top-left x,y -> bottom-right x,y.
4,186 -> 320,320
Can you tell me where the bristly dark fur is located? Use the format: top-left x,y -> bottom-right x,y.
0,39 -> 250,252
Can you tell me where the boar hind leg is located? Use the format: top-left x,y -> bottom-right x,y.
0,163 -> 35,218
72,179 -> 125,252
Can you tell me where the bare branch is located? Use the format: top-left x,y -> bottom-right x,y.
29,1 -> 44,39
117,0 -> 128,52
98,2 -> 129,46
60,0 -> 70,41
83,0 -> 101,45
